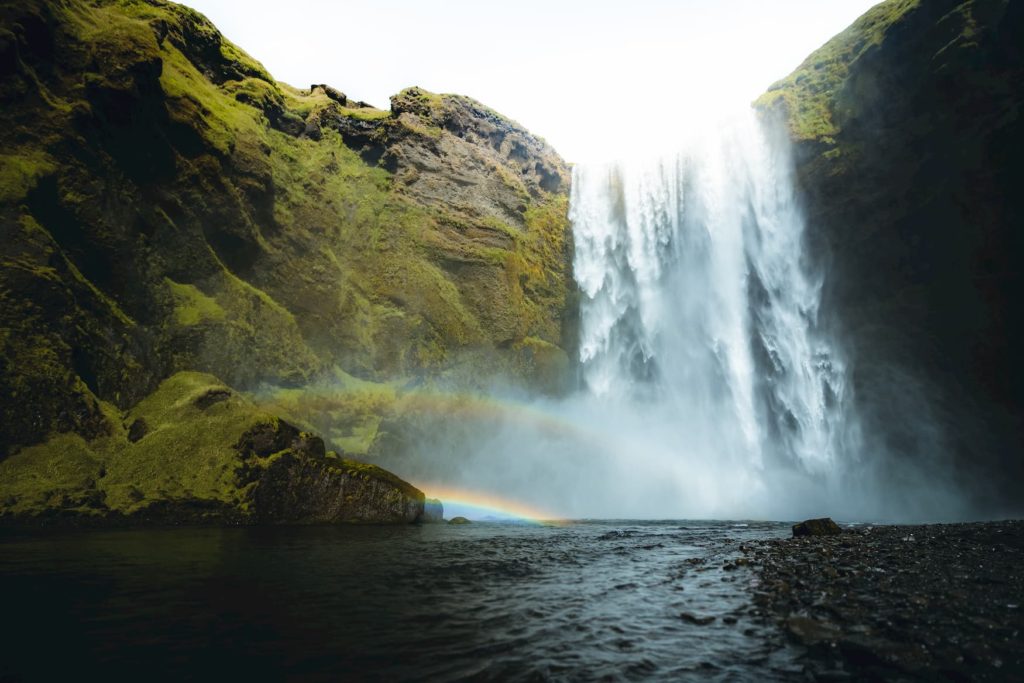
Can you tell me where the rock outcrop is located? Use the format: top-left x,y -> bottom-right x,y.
0,0 -> 575,517
0,372 -> 426,525
757,0 -> 1024,511
422,497 -> 445,523
0,0 -> 574,468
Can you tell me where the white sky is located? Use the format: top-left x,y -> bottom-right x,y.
182,0 -> 878,162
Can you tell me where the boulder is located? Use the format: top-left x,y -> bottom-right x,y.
311,83 -> 347,105
792,517 -> 842,537
0,372 -> 425,526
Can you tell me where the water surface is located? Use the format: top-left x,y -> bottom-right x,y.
0,521 -> 801,681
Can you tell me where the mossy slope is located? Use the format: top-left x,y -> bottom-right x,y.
0,0 -> 575,465
0,371 -> 425,524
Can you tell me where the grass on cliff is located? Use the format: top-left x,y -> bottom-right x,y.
755,0 -> 921,142
1,0 -> 574,490
0,370 -> 425,518
0,372 -> 277,516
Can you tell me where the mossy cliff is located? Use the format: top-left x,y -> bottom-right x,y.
757,0 -> 1024,508
0,0 -> 573,521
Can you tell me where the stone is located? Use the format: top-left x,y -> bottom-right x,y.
786,616 -> 841,645
448,516 -> 472,525
421,498 -> 444,523
793,517 -> 841,537
126,418 -> 148,443
679,612 -> 716,625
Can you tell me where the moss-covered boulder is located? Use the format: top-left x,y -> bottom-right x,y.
0,372 -> 425,525
0,0 -> 575,468
756,0 -> 1024,509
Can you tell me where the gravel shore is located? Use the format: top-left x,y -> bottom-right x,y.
746,520 -> 1024,681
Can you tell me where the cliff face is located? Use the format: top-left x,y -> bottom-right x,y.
0,0 -> 573,521
758,0 -> 1024,508
0,2 -> 572,448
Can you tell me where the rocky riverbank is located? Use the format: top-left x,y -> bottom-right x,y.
746,521 -> 1024,681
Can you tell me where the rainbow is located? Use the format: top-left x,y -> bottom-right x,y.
419,483 -> 566,524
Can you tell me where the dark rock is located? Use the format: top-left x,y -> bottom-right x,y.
253,451 -> 424,524
234,420 -> 300,459
126,417 -> 148,443
193,388 -> 231,410
420,497 -> 444,523
311,83 -> 347,105
757,0 -> 1024,509
792,517 -> 841,537
448,516 -> 472,525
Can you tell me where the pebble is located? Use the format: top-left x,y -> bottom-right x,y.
751,520 -> 1024,680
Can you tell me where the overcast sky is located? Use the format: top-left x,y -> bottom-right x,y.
182,0 -> 879,161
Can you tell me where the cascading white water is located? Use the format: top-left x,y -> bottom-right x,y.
571,111 -> 849,481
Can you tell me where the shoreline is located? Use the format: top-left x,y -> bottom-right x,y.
746,520 -> 1024,681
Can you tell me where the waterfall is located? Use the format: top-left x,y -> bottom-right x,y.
401,112 -> 964,521
569,111 -> 851,497
401,110 -> 966,520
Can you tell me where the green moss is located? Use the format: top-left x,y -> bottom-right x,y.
0,370 -> 427,522
102,372 -> 275,511
0,151 -> 55,203
339,106 -> 391,122
755,0 -> 921,142
0,434 -> 105,515
1,0 -> 575,483
165,278 -> 226,326
511,336 -> 570,393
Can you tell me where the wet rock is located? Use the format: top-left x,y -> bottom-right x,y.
679,612 -> 715,626
448,516 -> 472,525
792,517 -> 841,537
254,452 -> 424,524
